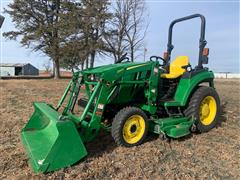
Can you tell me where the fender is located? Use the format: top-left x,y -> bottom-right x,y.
164,70 -> 214,107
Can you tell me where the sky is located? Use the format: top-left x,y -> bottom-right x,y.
0,0 -> 239,73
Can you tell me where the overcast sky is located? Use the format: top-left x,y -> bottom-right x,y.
0,0 -> 239,73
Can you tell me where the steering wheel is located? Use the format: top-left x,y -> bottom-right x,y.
121,57 -> 130,62
150,56 -> 166,67
150,56 -> 165,62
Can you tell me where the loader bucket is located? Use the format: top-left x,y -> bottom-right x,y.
21,102 -> 87,173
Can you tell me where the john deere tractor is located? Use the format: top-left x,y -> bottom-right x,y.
21,14 -> 221,173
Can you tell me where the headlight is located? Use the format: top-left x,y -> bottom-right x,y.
90,74 -> 94,81
88,74 -> 100,81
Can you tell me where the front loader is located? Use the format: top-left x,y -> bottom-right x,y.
21,14 -> 221,173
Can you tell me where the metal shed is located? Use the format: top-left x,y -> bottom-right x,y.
0,63 -> 39,76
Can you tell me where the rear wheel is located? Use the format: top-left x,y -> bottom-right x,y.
184,86 -> 221,132
111,107 -> 148,147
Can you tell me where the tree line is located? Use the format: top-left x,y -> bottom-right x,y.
4,0 -> 148,79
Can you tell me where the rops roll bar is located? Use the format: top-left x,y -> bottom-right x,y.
166,14 -> 207,69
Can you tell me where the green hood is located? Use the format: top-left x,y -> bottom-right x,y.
82,62 -> 150,74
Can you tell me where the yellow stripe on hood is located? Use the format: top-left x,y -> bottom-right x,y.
126,64 -> 147,70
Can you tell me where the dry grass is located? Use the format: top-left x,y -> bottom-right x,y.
0,79 -> 239,179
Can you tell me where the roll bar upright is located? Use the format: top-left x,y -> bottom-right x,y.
166,14 -> 207,69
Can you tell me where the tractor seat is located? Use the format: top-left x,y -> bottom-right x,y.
161,56 -> 189,79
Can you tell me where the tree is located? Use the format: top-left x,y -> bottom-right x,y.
80,0 -> 111,68
43,60 -> 52,73
3,0 -> 82,79
124,0 -> 148,62
103,1 -> 129,63
104,0 -> 148,63
59,40 -> 89,71
4,0 -> 147,74
57,0 -> 111,70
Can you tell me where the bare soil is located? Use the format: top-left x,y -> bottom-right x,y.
0,79 -> 239,179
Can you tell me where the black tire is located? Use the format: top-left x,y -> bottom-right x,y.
111,107 -> 148,147
184,86 -> 221,132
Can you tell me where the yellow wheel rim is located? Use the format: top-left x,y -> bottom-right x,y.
199,96 -> 217,125
122,115 -> 145,144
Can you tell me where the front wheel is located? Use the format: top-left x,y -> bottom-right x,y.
184,86 -> 221,132
111,107 -> 148,147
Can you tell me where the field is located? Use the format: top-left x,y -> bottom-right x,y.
0,79 -> 239,179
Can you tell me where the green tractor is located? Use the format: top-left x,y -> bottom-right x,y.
21,14 -> 221,173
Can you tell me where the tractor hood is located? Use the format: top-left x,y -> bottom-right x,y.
82,61 -> 152,74
81,61 -> 156,81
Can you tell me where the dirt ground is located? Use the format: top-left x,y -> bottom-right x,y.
0,79 -> 239,179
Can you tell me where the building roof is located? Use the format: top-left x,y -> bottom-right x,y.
0,63 -> 28,67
